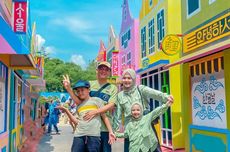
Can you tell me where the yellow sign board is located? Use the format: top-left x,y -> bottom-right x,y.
183,12 -> 230,53
162,35 -> 181,56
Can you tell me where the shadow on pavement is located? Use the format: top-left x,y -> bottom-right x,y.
37,134 -> 54,152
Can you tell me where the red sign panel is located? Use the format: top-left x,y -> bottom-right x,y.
13,1 -> 27,33
112,52 -> 119,76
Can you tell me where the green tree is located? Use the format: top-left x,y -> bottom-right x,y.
44,57 -> 96,92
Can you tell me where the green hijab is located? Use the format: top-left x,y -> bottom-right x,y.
122,68 -> 137,93
131,102 -> 143,121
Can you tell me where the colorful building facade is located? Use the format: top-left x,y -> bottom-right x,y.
0,0 -> 45,151
175,0 -> 230,151
138,0 -> 184,150
107,26 -> 120,83
96,40 -> 107,62
119,0 -> 140,81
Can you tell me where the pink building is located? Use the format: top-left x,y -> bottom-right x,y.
96,40 -> 107,62
118,0 -> 140,83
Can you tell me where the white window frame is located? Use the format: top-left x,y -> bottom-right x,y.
122,55 -> 126,64
148,18 -> 155,55
122,29 -> 130,49
157,9 -> 165,49
126,52 -> 131,65
149,0 -> 153,7
186,0 -> 201,19
141,26 -> 147,58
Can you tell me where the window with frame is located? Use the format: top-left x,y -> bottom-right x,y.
107,48 -> 114,64
122,55 -> 126,64
148,18 -> 155,54
121,29 -> 131,48
187,0 -> 200,17
127,52 -> 131,66
0,63 -> 7,134
157,9 -> 165,49
149,0 -> 153,6
127,52 -> 131,61
141,26 -> 146,58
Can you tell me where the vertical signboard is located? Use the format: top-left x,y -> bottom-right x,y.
13,1 -> 27,33
112,52 -> 119,76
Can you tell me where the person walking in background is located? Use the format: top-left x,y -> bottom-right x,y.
63,61 -> 118,152
42,101 -> 50,133
113,68 -> 174,152
47,99 -> 61,135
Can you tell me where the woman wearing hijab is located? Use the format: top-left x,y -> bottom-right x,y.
113,68 -> 174,152
115,101 -> 172,152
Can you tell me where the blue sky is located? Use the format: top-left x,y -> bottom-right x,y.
30,0 -> 142,69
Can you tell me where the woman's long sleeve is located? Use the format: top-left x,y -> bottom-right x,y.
113,97 -> 123,131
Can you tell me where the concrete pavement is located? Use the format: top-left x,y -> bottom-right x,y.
37,124 -> 184,152
37,124 -> 124,152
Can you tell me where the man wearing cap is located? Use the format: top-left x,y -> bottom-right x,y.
63,61 -> 118,152
58,80 -> 115,152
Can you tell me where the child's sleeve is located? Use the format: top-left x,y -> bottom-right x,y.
95,98 -> 105,108
146,104 -> 169,122
115,128 -> 129,138
140,85 -> 169,104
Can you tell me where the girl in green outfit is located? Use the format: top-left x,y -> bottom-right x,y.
113,68 -> 174,152
116,101 -> 173,152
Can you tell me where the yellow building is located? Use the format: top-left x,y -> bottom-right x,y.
138,0 -> 184,150
166,0 -> 230,151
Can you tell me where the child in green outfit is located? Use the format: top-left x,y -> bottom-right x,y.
116,101 -> 173,152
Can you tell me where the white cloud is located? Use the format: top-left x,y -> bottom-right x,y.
36,34 -> 46,51
51,17 -> 92,31
49,15 -> 101,45
45,46 -> 56,55
70,54 -> 87,69
35,34 -> 57,56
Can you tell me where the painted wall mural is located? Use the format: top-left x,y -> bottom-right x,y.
191,71 -> 226,129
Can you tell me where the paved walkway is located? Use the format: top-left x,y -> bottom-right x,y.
37,124 -> 184,152
37,124 -> 124,152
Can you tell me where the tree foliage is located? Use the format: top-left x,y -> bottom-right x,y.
44,57 -> 96,92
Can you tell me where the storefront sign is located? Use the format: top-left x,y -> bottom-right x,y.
112,52 -> 119,76
162,35 -> 181,56
13,1 -> 27,33
191,71 -> 227,129
183,12 -> 230,53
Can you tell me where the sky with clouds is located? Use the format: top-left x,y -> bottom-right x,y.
30,0 -> 142,69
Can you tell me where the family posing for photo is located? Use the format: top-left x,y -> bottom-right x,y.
57,61 -> 174,152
